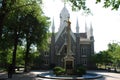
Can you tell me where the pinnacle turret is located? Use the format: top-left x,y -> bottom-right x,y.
85,19 -> 88,33
52,18 -> 55,33
90,22 -> 93,37
76,18 -> 79,33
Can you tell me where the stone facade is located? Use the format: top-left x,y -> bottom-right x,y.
41,6 -> 95,69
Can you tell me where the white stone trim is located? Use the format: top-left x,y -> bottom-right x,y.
57,42 -> 66,55
80,38 -> 91,44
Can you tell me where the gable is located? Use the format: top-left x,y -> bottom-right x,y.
55,26 -> 76,42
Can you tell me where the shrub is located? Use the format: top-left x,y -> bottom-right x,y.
75,66 -> 86,76
53,66 -> 65,76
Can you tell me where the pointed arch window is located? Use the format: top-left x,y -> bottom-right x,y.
81,47 -> 87,55
82,58 -> 87,66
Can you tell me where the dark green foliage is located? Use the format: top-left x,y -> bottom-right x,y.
53,67 -> 65,76
75,66 -> 86,76
0,46 -> 24,69
93,42 -> 120,71
29,52 -> 43,70
68,0 -> 120,11
0,50 -> 9,68
68,0 -> 88,11
92,51 -> 112,68
96,0 -> 120,10
16,46 -> 25,66
67,0 -> 92,16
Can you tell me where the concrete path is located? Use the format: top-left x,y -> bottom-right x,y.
88,70 -> 120,80
0,70 -> 120,80
0,71 -> 53,80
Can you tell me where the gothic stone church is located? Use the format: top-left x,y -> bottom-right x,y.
41,6 -> 95,69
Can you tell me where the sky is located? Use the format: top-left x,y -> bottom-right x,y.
42,0 -> 120,53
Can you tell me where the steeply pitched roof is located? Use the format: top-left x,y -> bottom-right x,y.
80,33 -> 87,38
74,33 -> 87,38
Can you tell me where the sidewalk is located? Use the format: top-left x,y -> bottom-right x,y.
0,71 -> 36,80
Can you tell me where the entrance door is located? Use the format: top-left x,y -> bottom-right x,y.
66,61 -> 73,69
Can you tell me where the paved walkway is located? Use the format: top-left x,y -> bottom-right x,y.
0,70 -> 52,80
0,72 -> 35,80
0,70 -> 120,80
88,70 -> 120,80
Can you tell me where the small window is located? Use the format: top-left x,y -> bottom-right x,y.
44,52 -> 48,56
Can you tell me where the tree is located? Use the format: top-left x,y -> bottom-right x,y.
66,0 -> 89,10
92,52 -> 103,68
0,0 -> 42,40
92,50 -> 112,69
19,2 -> 49,72
1,0 -> 49,72
108,43 -> 119,52
4,2 -> 25,71
66,0 -> 120,11
65,0 -> 92,14
96,0 -> 120,10
100,51 -> 112,69
94,42 -> 120,70
108,43 -> 120,71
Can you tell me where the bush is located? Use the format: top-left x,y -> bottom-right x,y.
53,66 -> 65,76
75,66 -> 86,76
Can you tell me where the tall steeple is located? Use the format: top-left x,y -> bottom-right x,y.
60,4 -> 70,28
55,3 -> 76,42
52,18 -> 55,33
76,18 -> 79,33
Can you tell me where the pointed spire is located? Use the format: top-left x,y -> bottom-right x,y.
90,22 -> 93,37
52,17 -> 55,33
76,17 -> 79,33
85,19 -> 87,33
85,19 -> 90,39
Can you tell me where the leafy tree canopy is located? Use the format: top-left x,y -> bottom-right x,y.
96,0 -> 120,10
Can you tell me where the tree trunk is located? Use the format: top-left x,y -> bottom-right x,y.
12,28 -> 18,73
24,40 -> 31,72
